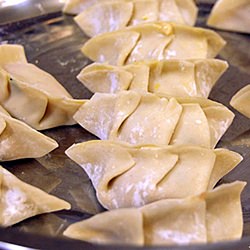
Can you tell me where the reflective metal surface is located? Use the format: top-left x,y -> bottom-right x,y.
0,241 -> 36,250
0,1 -> 250,249
0,0 -> 66,25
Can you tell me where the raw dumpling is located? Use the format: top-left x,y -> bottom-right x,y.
0,165 -> 71,227
73,91 -> 234,148
0,106 -> 58,161
230,84 -> 250,118
77,59 -> 228,97
74,0 -> 197,37
81,22 -> 226,65
66,140 -> 242,209
0,44 -> 84,130
207,0 -> 250,34
63,181 -> 245,246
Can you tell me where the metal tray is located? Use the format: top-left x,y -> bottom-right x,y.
0,1 -> 250,249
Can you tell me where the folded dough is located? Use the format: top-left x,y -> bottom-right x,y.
207,0 -> 250,34
0,44 -> 84,130
66,140 -> 242,209
73,91 -> 234,148
74,0 -> 197,37
81,22 -> 226,65
63,181 -> 245,245
77,59 -> 228,97
230,84 -> 250,118
0,106 -> 58,161
0,165 -> 71,227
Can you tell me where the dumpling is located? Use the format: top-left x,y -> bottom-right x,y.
74,0 -> 197,37
81,22 -> 226,65
0,165 -> 71,227
230,84 -> 250,118
66,140 -> 242,209
0,106 -> 58,161
0,44 -> 84,130
73,91 -> 234,148
77,59 -> 228,97
63,181 -> 246,246
207,0 -> 250,34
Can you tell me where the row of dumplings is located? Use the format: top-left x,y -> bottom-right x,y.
0,0 -> 248,246
61,0 -> 249,247
64,0 -> 250,35
0,45 -> 246,237
0,45 -> 77,227
0,44 -> 236,156
0,37 -> 246,231
64,0 -> 249,118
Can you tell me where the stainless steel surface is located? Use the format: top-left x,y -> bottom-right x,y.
0,0 -> 66,25
0,241 -> 36,250
0,1 -> 249,249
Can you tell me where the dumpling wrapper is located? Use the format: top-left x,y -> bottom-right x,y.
74,0 -> 197,37
63,181 -> 246,246
0,165 -> 71,227
207,0 -> 250,34
0,106 -> 58,161
81,22 -> 226,66
73,91 -> 234,148
77,59 -> 228,98
230,84 -> 250,118
0,44 -> 84,130
66,140 -> 242,209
